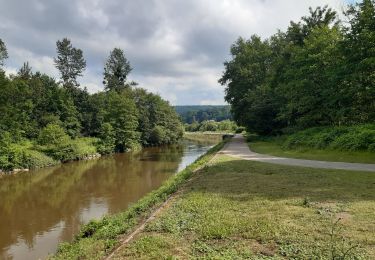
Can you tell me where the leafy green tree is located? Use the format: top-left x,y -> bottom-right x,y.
96,122 -> 116,154
0,39 -> 8,68
341,0 -> 375,123
54,38 -> 86,89
18,62 -> 33,80
280,26 -> 343,128
103,48 -> 132,92
104,90 -> 140,151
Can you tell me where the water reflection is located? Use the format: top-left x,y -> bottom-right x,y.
0,139 -> 217,260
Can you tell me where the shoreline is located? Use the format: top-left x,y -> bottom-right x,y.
50,139 -> 227,259
0,153 -> 102,177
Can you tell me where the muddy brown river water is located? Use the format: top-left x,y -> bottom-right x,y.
0,139 -> 217,260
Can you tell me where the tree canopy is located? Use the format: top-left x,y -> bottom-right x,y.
220,1 -> 375,135
0,39 -> 183,171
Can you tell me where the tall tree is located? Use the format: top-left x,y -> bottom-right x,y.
0,39 -> 8,68
54,38 -> 86,89
103,48 -> 132,92
18,62 -> 33,80
342,0 -> 375,123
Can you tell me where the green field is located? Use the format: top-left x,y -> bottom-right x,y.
112,155 -> 375,259
249,140 -> 375,164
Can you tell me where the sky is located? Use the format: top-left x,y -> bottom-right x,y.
0,0 -> 357,105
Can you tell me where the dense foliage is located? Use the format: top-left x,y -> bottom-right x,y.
220,1 -> 375,135
175,105 -> 232,124
0,40 -> 183,171
283,125 -> 375,152
184,120 -> 238,133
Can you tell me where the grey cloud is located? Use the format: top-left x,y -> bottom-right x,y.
0,0 -> 350,105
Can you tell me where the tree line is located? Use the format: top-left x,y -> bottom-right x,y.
220,0 -> 375,135
184,119 -> 240,133
175,105 -> 232,124
0,38 -> 183,171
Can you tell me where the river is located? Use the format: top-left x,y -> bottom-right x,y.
0,138 -> 218,260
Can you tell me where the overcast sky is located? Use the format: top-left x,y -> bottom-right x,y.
0,0 -> 356,105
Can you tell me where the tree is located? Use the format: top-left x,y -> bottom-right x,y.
104,90 -> 140,151
103,48 -> 132,92
341,0 -> 375,123
97,122 -> 116,154
54,38 -> 86,89
18,62 -> 33,80
0,39 -> 8,68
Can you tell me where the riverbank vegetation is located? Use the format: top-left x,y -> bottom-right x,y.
50,140 -> 226,260
0,39 -> 183,172
220,1 -> 375,151
183,132 -> 224,143
111,155 -> 375,259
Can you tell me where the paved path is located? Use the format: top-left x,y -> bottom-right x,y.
220,135 -> 375,172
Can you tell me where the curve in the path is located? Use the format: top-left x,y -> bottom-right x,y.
220,135 -> 375,172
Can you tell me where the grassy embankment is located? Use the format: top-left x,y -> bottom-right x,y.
111,155 -> 375,259
184,132 -> 226,143
50,139 -> 226,260
248,125 -> 375,164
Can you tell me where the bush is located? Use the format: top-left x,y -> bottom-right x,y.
235,126 -> 246,133
0,140 -> 57,171
283,125 -> 375,152
22,149 -> 58,169
38,123 -> 71,146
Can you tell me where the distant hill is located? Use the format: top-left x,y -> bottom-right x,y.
174,105 -> 232,124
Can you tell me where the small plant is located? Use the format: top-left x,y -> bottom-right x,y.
327,218 -> 365,259
302,197 -> 311,207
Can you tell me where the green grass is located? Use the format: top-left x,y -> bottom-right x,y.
50,140 -> 227,260
113,155 -> 375,259
184,132 -> 224,143
249,140 -> 375,164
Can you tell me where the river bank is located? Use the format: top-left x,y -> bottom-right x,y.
107,139 -> 375,259
184,132 -> 227,143
50,140 -> 226,259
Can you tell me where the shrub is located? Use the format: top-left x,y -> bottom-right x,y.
235,126 -> 246,133
38,123 -> 71,146
283,125 -> 375,152
22,149 -> 58,169
0,137 -> 57,171
37,125 -> 98,162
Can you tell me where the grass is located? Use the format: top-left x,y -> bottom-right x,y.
249,140 -> 375,164
50,140 -> 227,260
184,132 -> 225,143
113,155 -> 375,259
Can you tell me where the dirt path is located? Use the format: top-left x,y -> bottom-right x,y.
220,135 -> 375,172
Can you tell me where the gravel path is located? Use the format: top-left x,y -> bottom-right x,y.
220,135 -> 375,172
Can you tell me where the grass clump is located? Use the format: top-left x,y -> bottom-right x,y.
114,156 -> 375,259
50,140 -> 226,260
